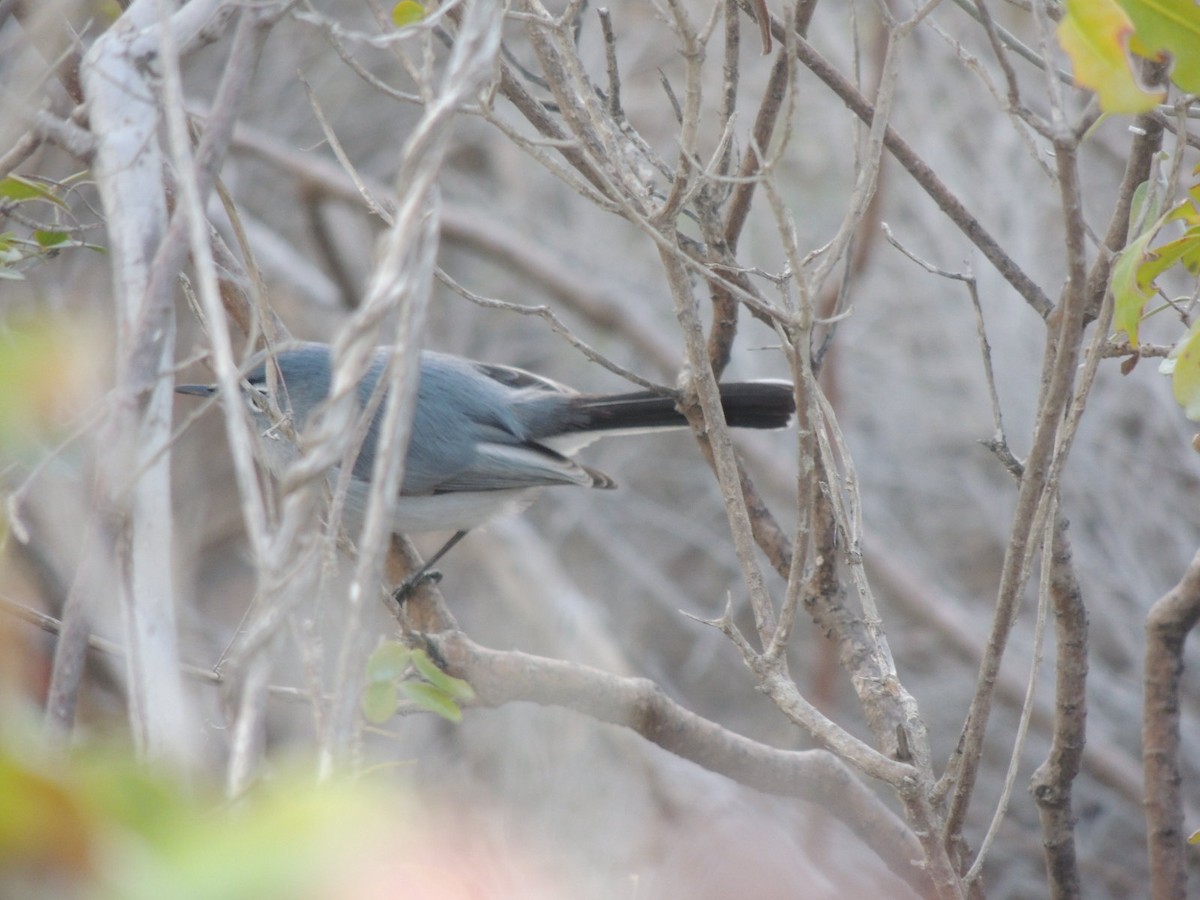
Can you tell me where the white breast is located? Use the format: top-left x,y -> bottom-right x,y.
343,481 -> 540,534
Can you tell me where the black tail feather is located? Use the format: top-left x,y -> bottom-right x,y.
569,382 -> 794,433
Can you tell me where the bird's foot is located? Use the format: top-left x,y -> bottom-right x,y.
392,568 -> 443,605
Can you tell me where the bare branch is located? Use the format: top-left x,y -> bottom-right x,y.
945,125 -> 1094,858
75,0 -> 237,768
1029,516 -> 1088,899
1144,548 -> 1200,900
430,629 -> 933,895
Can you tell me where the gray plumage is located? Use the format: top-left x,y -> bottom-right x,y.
177,342 -> 794,534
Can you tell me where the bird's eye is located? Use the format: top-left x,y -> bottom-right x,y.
243,382 -> 271,412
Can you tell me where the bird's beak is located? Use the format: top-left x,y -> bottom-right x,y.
175,383 -> 216,397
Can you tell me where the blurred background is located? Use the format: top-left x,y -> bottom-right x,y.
2,1 -> 1199,897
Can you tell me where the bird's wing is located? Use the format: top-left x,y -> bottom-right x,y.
467,359 -> 577,396
431,441 -> 609,492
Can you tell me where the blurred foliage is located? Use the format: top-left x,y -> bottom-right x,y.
0,725 -> 406,900
1057,0 -> 1200,114
0,318 -> 103,457
390,1 -> 425,28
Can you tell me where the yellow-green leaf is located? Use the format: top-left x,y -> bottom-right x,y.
400,682 -> 464,723
0,175 -> 66,207
409,648 -> 475,702
365,641 -> 410,683
1128,180 -> 1156,240
34,230 -> 70,248
362,680 -> 399,724
1119,0 -> 1200,94
0,751 -> 94,874
1166,172 -> 1200,226
391,1 -> 425,28
1058,0 -> 1163,113
1111,226 -> 1159,346
0,321 -> 99,449
1170,321 -> 1200,420
1127,163 -> 1172,239
1111,170 -> 1200,348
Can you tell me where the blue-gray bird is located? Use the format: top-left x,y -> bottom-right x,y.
177,342 -> 794,579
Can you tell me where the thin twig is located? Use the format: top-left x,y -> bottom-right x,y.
743,1 -> 1054,318
0,592 -> 318,704
881,223 -> 1006,443
966,495 -> 1056,883
434,269 -> 672,393
597,7 -> 623,120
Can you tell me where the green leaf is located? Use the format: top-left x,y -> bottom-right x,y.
1111,169 -> 1200,348
1138,229 -> 1200,286
1119,0 -> 1200,95
1127,166 -> 1170,239
1168,316 -> 1200,420
1128,180 -> 1154,240
1057,0 -> 1163,113
391,1 -> 425,27
409,648 -> 475,702
400,682 -> 464,723
0,175 -> 67,207
1111,225 -> 1159,346
34,230 -> 70,248
1171,320 -> 1200,419
365,641 -> 410,683
1166,172 -> 1200,226
361,680 -> 399,724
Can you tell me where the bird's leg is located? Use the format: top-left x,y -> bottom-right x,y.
392,530 -> 470,603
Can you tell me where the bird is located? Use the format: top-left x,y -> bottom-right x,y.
177,341 -> 795,586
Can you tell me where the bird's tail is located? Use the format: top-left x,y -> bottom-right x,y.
567,381 -> 795,434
